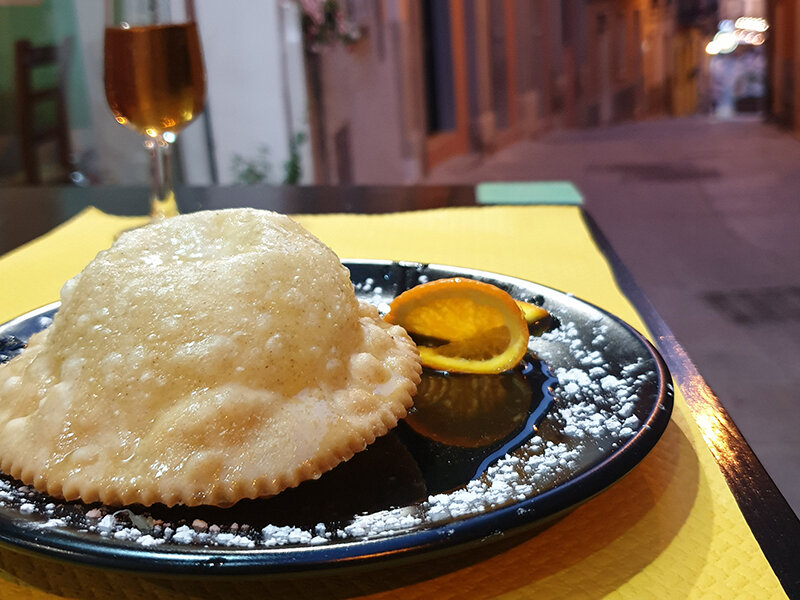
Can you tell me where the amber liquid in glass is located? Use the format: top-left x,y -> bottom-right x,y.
104,22 -> 205,137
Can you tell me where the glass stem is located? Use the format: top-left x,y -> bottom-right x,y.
146,136 -> 179,219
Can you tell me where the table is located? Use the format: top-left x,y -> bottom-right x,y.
0,184 -> 798,598
0,185 -> 476,256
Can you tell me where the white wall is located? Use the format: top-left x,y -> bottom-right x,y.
195,0 -> 311,184
279,0 -> 313,182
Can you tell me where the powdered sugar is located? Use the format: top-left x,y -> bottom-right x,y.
0,271 -> 666,556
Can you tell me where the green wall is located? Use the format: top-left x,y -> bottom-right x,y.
0,0 -> 90,135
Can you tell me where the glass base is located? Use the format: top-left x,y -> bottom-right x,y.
150,189 -> 180,219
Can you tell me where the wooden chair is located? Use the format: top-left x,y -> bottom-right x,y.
14,37 -> 75,185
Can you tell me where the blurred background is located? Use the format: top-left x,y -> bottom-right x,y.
0,0 -> 786,187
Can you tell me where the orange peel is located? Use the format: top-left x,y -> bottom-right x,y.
515,300 -> 550,325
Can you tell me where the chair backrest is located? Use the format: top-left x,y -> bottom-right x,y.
14,37 -> 75,185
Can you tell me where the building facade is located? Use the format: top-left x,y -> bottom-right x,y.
306,0 -> 703,184
766,0 -> 800,131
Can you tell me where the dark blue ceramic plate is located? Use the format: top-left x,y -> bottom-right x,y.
0,261 -> 672,574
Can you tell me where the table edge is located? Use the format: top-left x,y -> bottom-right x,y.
581,208 -> 800,597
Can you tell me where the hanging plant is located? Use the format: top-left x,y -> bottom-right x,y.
297,0 -> 362,51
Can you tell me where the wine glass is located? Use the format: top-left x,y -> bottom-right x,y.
104,0 -> 206,219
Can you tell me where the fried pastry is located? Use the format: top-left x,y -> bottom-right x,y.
0,208 -> 420,507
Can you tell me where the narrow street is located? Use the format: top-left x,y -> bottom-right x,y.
426,115 -> 800,515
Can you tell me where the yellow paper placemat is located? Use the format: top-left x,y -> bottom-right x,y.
0,206 -> 787,599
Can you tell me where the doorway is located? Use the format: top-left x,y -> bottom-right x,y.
420,0 -> 469,168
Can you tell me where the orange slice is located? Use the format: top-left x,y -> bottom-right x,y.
515,300 -> 549,325
406,370 -> 531,447
384,277 -> 529,374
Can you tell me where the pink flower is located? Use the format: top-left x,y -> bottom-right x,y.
298,0 -> 325,25
295,0 -> 361,50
